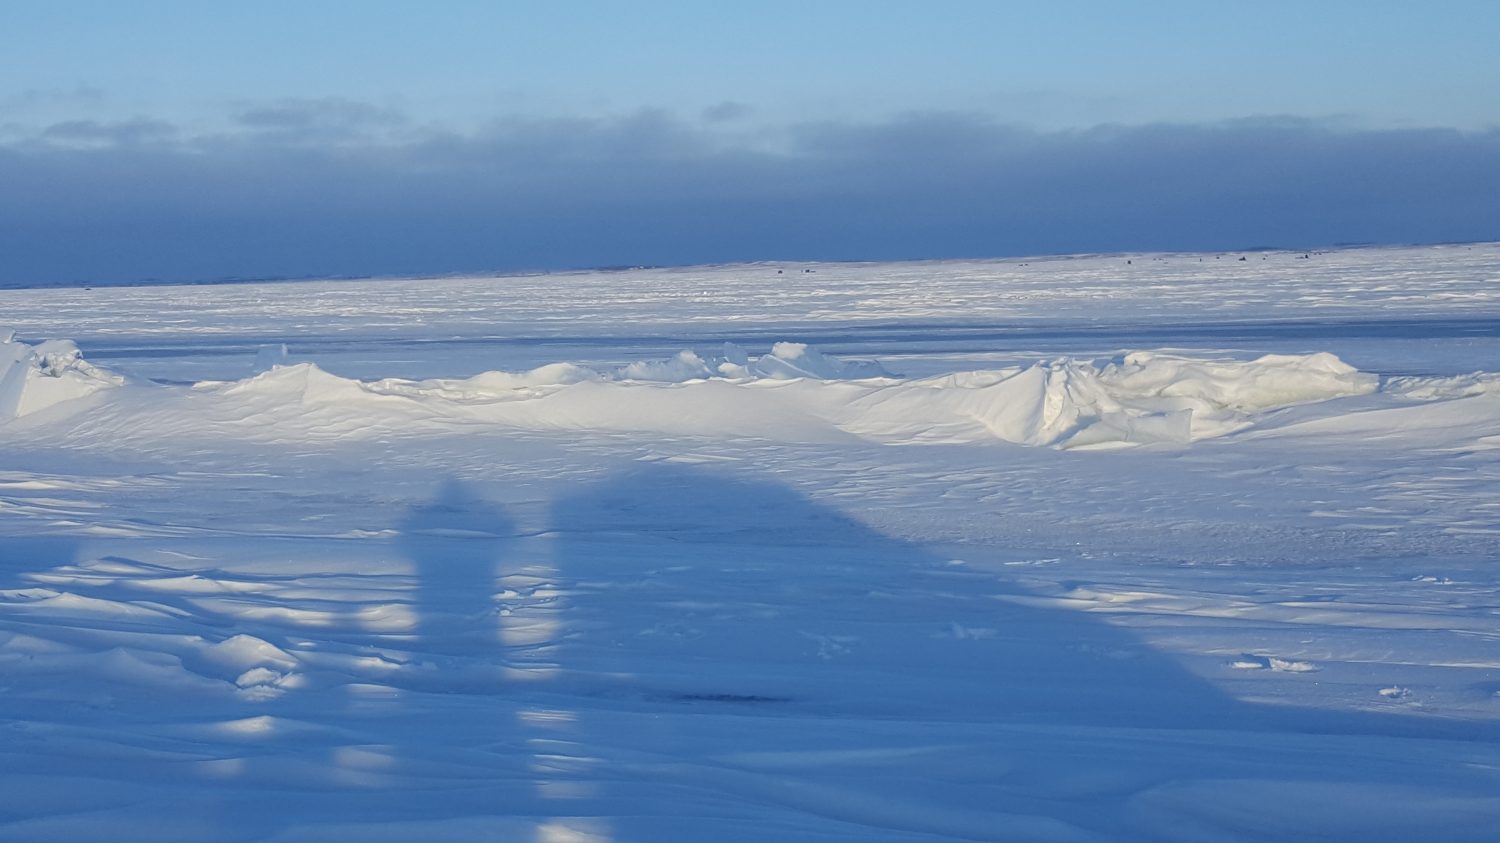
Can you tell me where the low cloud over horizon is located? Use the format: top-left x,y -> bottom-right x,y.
5,105 -> 1498,285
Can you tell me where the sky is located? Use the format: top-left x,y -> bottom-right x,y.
3,1 -> 1499,284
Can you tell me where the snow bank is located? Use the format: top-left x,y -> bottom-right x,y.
848,352 -> 1377,448
146,346 -> 1378,449
353,343 -> 888,403
0,335 -> 1412,449
0,332 -> 125,419
1067,351 -> 1378,446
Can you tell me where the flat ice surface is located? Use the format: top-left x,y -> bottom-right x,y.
2,244 -> 1499,841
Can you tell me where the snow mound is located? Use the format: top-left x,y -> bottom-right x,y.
1065,351 -> 1379,446
368,363 -> 601,404
0,332 -> 126,419
740,342 -> 893,380
224,362 -> 384,406
3,338 -> 1393,449
1100,351 -> 1376,412
348,344 -> 889,403
856,352 -> 1377,448
177,347 -> 1378,449
620,350 -> 717,381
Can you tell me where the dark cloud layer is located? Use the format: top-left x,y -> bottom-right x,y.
3,110 -> 1497,285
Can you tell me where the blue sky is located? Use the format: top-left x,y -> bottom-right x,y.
3,1 -> 1498,283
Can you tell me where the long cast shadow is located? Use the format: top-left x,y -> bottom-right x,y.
367,464 -> 1500,841
543,462 -> 1249,731
544,462 -> 1500,739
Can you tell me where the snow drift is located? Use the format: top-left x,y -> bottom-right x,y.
198,346 -> 1387,447
0,330 -> 125,418
0,335 -> 1408,449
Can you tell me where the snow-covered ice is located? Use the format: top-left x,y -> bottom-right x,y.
2,244 -> 1499,841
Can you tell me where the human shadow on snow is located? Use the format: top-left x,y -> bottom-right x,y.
542,461 -> 1245,731
541,462 -> 1500,741
397,478 -> 519,664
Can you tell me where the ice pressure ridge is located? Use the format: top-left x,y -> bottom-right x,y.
0,330 -> 126,418
4,332 -> 1473,448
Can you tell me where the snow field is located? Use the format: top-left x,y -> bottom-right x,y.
2,244 -> 1500,841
